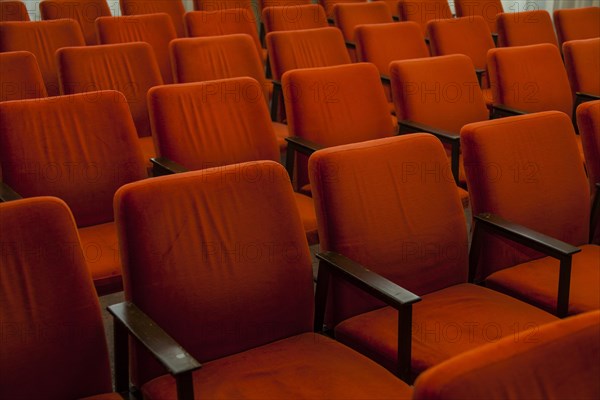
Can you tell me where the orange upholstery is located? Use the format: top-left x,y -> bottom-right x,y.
413,311 -> 600,399
262,4 -> 328,33
147,78 -> 317,244
564,38 -> 600,97
170,35 -> 289,151
0,91 -> 147,293
318,0 -> 365,20
308,134 -> 556,377
0,51 -> 47,101
0,197 -> 113,399
266,27 -> 351,82
0,20 -> 85,96
57,43 -> 163,165
40,0 -> 111,45
259,0 -> 311,11
120,0 -> 186,37
488,44 -> 573,117
454,0 -> 503,34
462,111 -> 596,314
96,13 -> 177,84
373,0 -> 399,18
577,100 -> 600,244
333,1 -> 392,43
554,6 -> 600,47
496,10 -> 558,47
398,0 -> 452,36
193,0 -> 253,11
0,0 -> 29,21
185,9 -> 266,65
114,161 -> 411,398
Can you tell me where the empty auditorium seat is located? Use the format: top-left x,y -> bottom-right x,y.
496,9 -> 558,47
40,0 -> 111,45
554,6 -> 600,47
0,0 -> 30,21
577,100 -> 600,244
262,3 -> 328,34
563,38 -> 600,101
0,51 -> 47,101
318,0 -> 365,22
454,0 -> 503,35
120,0 -> 186,38
398,0 -> 453,36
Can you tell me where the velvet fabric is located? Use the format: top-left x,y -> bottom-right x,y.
333,1 -> 392,43
0,51 -> 47,101
454,0 -> 503,34
462,111 -> 591,281
564,38 -> 600,97
262,3 -> 327,34
142,333 -> 413,399
318,0 -> 365,19
577,100 -> 600,244
120,0 -> 186,37
496,10 -> 558,47
554,6 -> 600,47
114,161 -> 314,385
413,311 -> 600,399
96,13 -> 177,84
0,1 -> 30,21
373,0 -> 400,17
259,0 -> 312,11
193,0 -> 253,11
40,0 -> 111,45
185,9 -> 266,65
397,0 -> 452,36
0,197 -> 113,399
487,43 -> 574,117
284,63 -> 395,193
0,20 -> 85,96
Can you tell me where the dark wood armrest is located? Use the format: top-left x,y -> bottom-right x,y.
398,120 -> 460,184
151,157 -> 189,177
591,182 -> 600,244
109,302 -> 201,400
284,136 -> 325,179
381,75 -> 391,85
491,32 -> 498,45
470,213 -> 581,317
475,68 -> 485,86
576,92 -> 600,103
490,104 -> 528,119
392,15 -> 400,21
345,41 -> 356,49
0,182 -> 22,202
314,251 -> 420,382
271,80 -> 282,122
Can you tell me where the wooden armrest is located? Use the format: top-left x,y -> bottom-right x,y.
591,182 -> 600,244
0,181 -> 22,202
475,68 -> 485,86
490,104 -> 528,119
345,41 -> 356,49
284,136 -> 325,180
271,80 -> 282,122
381,75 -> 391,85
151,157 -> 189,177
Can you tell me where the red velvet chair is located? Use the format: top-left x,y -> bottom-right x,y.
0,19 -> 85,96
0,197 -> 120,399
413,311 -> 600,399
40,0 -> 111,44
57,42 -> 163,166
262,3 -> 328,34
193,0 -> 254,10
111,160 -> 414,398
0,0 -> 30,21
96,13 -> 177,84
397,0 -> 452,36
0,91 -> 147,295
373,0 -> 400,19
554,6 -> 600,48
496,10 -> 558,47
463,111 -> 599,317
577,100 -> 600,244
308,134 -> 557,381
0,51 -> 47,102
120,0 -> 186,37
454,0 -> 503,36
318,0 -> 365,22
563,38 -> 600,104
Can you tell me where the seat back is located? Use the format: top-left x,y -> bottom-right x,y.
120,0 -> 186,37
554,6 -> 600,47
454,0 -> 503,34
563,38 -> 600,97
355,21 -> 428,76
413,310 -> 600,399
115,161 -> 314,385
373,0 -> 400,18
0,197 -> 112,399
0,91 -> 146,228
390,54 -> 489,133
398,0 -> 453,36
487,43 -> 573,117
309,134 -> 468,324
497,10 -> 558,47
57,42 -> 163,139
262,3 -> 328,34
170,35 -> 268,101
577,101 -> 600,202
318,0 -> 365,20
193,0 -> 253,10
259,0 -> 311,11
0,1 -> 30,21
266,27 -> 351,81
96,13 -> 177,84
462,111 -> 590,280
40,0 -> 111,45
427,15 -> 495,71
0,51 -> 47,101
148,78 -> 279,169
333,1 -> 392,42
0,20 -> 85,96
185,9 -> 262,63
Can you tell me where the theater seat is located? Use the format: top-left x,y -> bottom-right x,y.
554,6 -> 600,48
398,0 -> 453,37
496,9 -> 558,47
262,3 -> 327,34
454,0 -> 503,35
0,0 -> 30,21
0,51 -> 47,101
40,0 -> 111,45
563,38 -> 600,101
120,0 -> 186,37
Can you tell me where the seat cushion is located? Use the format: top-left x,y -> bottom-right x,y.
141,332 -> 412,399
486,244 -> 600,315
293,192 -> 318,245
77,221 -> 121,291
335,283 -> 556,378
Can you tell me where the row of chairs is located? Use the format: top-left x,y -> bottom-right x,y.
2,107 -> 599,398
